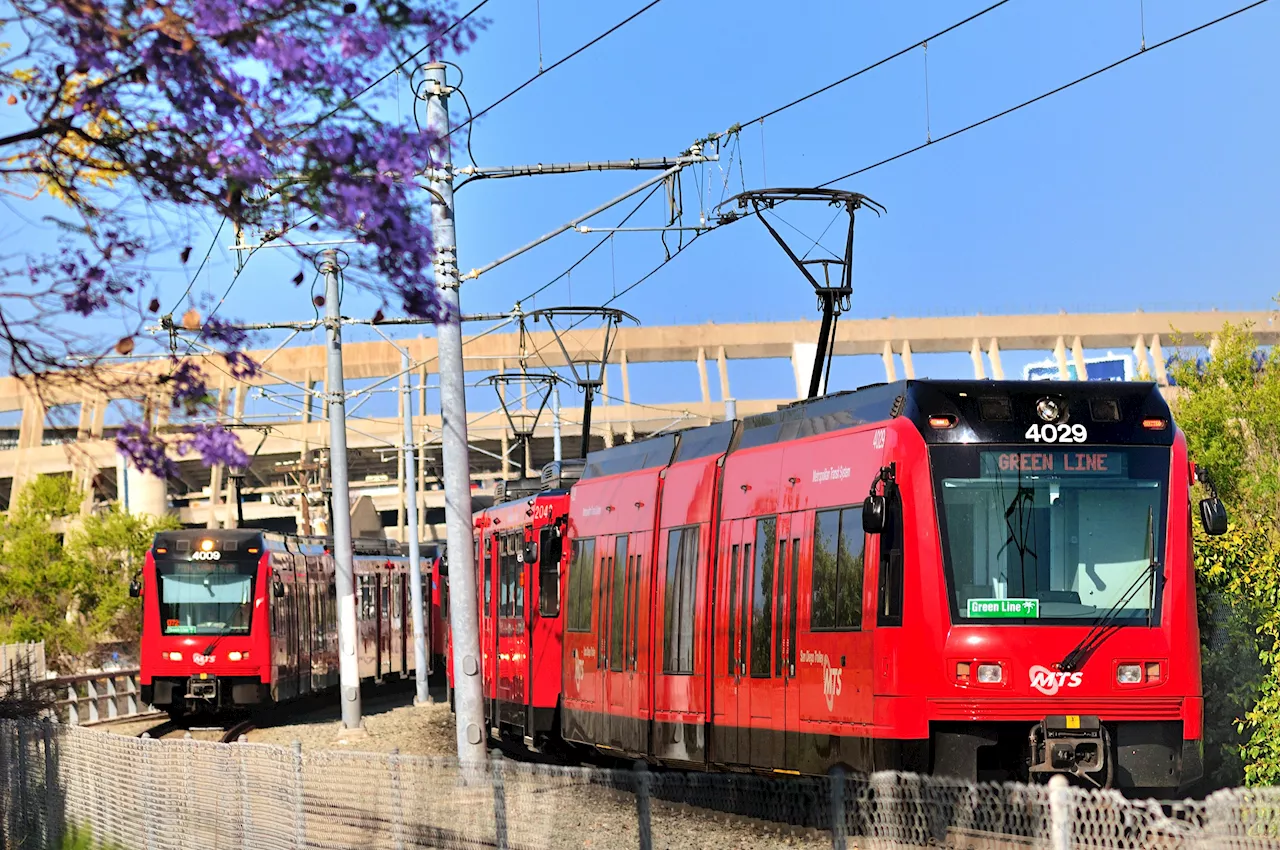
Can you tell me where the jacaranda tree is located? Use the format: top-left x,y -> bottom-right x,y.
0,0 -> 483,475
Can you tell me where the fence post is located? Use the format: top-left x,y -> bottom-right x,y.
86,680 -> 99,723
292,741 -> 306,849
634,760 -> 652,850
239,746 -> 254,850
106,676 -> 119,720
142,736 -> 156,850
42,719 -> 58,849
1048,775 -> 1070,850
491,755 -> 509,850
388,747 -> 404,850
66,683 -> 79,726
830,767 -> 847,850
126,674 -> 140,717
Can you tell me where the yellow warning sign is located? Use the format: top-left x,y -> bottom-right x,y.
1066,715 -> 1080,729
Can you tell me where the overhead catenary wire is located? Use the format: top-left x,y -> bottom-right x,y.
441,0 -> 666,145
816,0 -> 1272,188
738,0 -> 1014,128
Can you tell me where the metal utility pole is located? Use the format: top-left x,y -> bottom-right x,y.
423,62 -> 485,765
401,351 -> 429,705
321,249 -> 363,729
551,385 -> 562,462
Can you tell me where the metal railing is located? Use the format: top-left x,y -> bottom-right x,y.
2,718 -> 1280,849
49,669 -> 159,726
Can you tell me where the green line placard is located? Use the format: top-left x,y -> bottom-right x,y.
967,598 -> 1040,619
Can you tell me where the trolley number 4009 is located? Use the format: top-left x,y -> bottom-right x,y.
1025,423 -> 1087,443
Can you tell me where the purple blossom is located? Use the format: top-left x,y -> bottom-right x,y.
225,351 -> 261,380
201,317 -> 249,348
116,423 -> 180,479
182,424 -> 250,468
166,360 -> 209,409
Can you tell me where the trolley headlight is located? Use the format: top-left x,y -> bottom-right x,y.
228,651 -> 248,662
976,663 -> 1003,684
1117,664 -> 1143,684
1036,398 -> 1063,423
165,651 -> 183,661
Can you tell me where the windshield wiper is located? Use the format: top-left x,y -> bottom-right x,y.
1058,506 -> 1158,673
201,602 -> 251,657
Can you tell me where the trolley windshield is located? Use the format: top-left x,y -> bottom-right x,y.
157,561 -> 257,635
931,446 -> 1169,625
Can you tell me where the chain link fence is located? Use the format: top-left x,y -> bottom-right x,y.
3,719 -> 1280,849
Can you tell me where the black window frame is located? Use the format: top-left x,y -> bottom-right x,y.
565,537 -> 596,632
662,525 -> 700,675
537,524 -> 563,618
811,506 -> 867,631
609,535 -> 629,673
749,517 -> 776,679
877,482 -> 904,628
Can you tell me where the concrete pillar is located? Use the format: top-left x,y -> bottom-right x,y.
1054,337 -> 1070,380
397,379 -> 406,536
90,395 -> 107,439
222,383 -> 247,528
899,341 -> 915,379
206,379 -> 229,528
881,341 -> 897,382
696,348 -> 711,406
987,338 -> 1005,380
716,346 -> 731,400
970,339 -> 986,380
1132,336 -> 1151,380
17,392 -> 45,451
115,455 -> 168,518
1151,335 -> 1168,386
1071,336 -> 1089,381
620,350 -> 635,443
500,431 -> 511,478
791,342 -> 819,399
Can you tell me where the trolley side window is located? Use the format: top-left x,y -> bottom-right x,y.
610,535 -> 629,672
662,526 -> 699,675
566,537 -> 596,632
538,523 -> 564,617
727,543 -> 740,675
877,485 -> 904,627
749,517 -> 777,678
812,507 -> 866,631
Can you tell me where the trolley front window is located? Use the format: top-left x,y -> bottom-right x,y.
157,562 -> 257,635
932,446 -> 1169,625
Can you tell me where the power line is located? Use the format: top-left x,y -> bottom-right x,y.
516,182 -> 664,304
442,0 -> 665,145
301,0 -> 493,139
816,0 -> 1272,188
740,0 -> 1013,128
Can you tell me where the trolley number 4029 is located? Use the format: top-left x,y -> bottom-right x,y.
1025,423 -> 1087,443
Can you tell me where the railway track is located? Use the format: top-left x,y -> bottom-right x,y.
220,718 -> 256,743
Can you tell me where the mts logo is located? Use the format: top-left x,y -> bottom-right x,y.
1028,665 -> 1083,696
822,663 -> 843,711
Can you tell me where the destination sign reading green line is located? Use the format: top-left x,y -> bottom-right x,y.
967,598 -> 1040,619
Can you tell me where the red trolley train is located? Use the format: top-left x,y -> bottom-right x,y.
467,469 -> 574,748
137,529 -> 429,716
459,378 -> 1225,794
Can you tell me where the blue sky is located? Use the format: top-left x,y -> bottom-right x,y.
4,0 -> 1278,422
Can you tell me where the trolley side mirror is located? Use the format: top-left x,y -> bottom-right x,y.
523,541 -> 539,566
863,495 -> 887,534
273,578 -> 286,598
128,579 -> 142,598
1199,497 -> 1228,536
